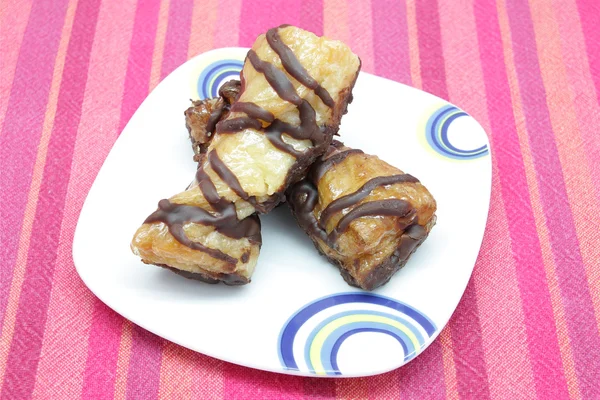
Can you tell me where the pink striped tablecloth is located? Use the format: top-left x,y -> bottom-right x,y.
1,0 -> 599,398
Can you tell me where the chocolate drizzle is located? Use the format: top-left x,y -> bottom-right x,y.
185,80 -> 242,160
288,149 -> 433,290
208,151 -> 249,200
311,145 -> 364,182
195,166 -> 221,206
217,117 -> 263,133
328,199 -> 415,242
206,107 -> 224,135
240,26 -> 337,156
247,50 -> 302,106
231,102 -> 274,122
266,28 -> 335,108
264,100 -> 324,157
289,145 -> 421,248
205,80 -> 242,135
319,174 -> 419,226
144,200 -> 261,265
289,181 -> 330,245
264,121 -> 304,157
146,25 -> 346,261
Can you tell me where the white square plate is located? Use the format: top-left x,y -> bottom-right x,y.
73,48 -> 491,377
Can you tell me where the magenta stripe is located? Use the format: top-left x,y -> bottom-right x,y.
505,0 -> 600,395
238,0 -> 302,47
224,364 -> 304,399
118,0 -> 161,133
575,0 -> 600,105
398,340 -> 446,399
370,2 -> 456,395
371,0 -> 410,85
473,0 -> 570,397
415,0 -> 448,99
125,326 -> 163,400
82,0 -> 160,394
303,378 -> 335,399
160,0 -> 193,79
449,280 -> 491,399
414,0 -> 490,394
0,0 -> 101,398
112,1 -> 164,397
0,0 -> 68,333
81,303 -> 124,400
300,0 -> 323,36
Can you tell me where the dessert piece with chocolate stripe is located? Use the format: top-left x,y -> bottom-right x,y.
288,141 -> 437,290
131,25 -> 360,284
184,80 -> 240,161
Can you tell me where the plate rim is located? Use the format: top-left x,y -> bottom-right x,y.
73,46 -> 493,378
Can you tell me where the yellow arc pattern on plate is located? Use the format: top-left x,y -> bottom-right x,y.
309,314 -> 421,375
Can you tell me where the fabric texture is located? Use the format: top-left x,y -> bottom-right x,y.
1,0 -> 599,398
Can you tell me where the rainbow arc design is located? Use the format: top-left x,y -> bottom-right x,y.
196,59 -> 244,99
425,104 -> 489,160
278,293 -> 436,376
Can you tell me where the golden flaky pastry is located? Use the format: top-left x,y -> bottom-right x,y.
288,141 -> 437,290
131,25 -> 360,284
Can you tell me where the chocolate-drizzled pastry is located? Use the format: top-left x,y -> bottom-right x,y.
185,80 -> 241,161
288,141 -> 437,291
131,25 -> 361,284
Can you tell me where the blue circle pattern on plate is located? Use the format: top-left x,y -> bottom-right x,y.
278,293 -> 436,376
197,59 -> 244,99
426,104 -> 489,160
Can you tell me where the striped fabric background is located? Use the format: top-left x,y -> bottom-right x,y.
1,0 -> 599,398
